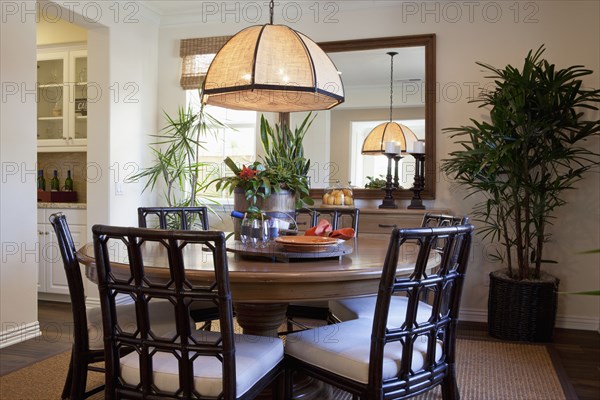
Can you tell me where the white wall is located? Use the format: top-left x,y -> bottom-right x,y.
1,1 -> 162,344
1,11 -> 40,347
156,1 -> 600,330
35,1 -> 162,229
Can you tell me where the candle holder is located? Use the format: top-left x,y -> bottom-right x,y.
408,152 -> 426,209
379,153 -> 398,209
392,154 -> 403,189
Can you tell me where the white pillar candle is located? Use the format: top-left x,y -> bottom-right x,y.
393,143 -> 402,154
413,141 -> 425,153
384,141 -> 397,154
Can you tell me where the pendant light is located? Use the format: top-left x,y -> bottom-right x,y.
202,0 -> 344,112
361,52 -> 417,155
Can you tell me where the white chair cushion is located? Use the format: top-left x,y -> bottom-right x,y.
329,296 -> 433,326
87,300 -> 194,350
119,331 -> 284,398
285,319 -> 442,384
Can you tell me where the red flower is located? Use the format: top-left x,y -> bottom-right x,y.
238,165 -> 257,180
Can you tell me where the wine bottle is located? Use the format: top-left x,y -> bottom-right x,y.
50,170 -> 60,191
37,170 -> 46,191
64,170 -> 74,191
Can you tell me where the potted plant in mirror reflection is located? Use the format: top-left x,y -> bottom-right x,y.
364,175 -> 387,189
127,93 -> 226,226
442,46 -> 600,342
208,113 -> 315,214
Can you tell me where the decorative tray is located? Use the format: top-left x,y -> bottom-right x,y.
227,238 -> 352,262
274,236 -> 340,252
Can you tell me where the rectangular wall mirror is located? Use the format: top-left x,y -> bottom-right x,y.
292,34 -> 436,200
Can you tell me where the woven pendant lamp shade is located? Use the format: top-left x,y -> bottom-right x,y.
361,122 -> 418,154
202,24 -> 344,112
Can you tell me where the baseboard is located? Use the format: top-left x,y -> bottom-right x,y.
0,321 -> 42,349
458,308 -> 488,323
459,307 -> 600,331
85,295 -> 131,310
85,297 -> 100,309
555,314 -> 600,331
38,292 -> 70,303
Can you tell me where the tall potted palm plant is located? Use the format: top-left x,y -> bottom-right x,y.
442,46 -> 600,341
128,101 -> 226,226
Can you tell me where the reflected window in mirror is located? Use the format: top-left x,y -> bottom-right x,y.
351,118 -> 424,189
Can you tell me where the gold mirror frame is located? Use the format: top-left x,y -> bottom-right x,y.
309,34 -> 436,200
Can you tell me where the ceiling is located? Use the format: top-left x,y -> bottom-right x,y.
138,1 -> 424,88
139,1 -> 400,16
329,47 -> 425,88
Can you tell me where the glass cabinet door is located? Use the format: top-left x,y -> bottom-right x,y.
37,55 -> 67,141
72,53 -> 87,140
37,47 -> 87,150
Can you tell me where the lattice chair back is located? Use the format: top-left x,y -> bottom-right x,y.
368,224 -> 473,398
92,226 -> 283,399
421,212 -> 469,227
421,213 -> 469,254
296,207 -> 360,231
138,206 -> 210,230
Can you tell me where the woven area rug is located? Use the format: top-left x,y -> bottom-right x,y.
0,339 -> 569,400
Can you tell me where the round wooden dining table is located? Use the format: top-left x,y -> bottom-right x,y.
77,234 -> 429,337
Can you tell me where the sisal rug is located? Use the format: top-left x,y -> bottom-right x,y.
0,339 -> 569,400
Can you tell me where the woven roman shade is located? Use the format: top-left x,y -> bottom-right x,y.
179,36 -> 231,90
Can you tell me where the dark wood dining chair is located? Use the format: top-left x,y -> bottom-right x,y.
294,208 -> 318,232
296,207 -> 360,231
49,213 -> 179,400
138,206 -> 219,327
92,225 -> 285,400
285,224 -> 474,400
284,207 -> 361,333
138,206 -> 210,230
421,212 -> 469,228
329,213 -> 470,322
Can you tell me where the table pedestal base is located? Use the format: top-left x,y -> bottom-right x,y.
234,302 -> 288,337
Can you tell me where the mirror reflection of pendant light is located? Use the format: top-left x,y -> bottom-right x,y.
361,52 -> 417,154
202,0 -> 344,112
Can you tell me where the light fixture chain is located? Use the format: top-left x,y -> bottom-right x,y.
269,0 -> 274,24
389,53 -> 394,122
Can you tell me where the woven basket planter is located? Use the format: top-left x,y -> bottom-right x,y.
488,269 -> 559,342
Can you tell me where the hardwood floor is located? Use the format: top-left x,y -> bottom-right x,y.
1,302 -> 598,400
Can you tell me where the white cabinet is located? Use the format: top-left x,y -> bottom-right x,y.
37,46 -> 87,152
37,208 -> 86,296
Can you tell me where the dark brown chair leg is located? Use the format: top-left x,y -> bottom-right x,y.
284,367 -> 294,399
441,364 -> 459,400
273,371 -> 285,400
61,353 -> 74,399
70,356 -> 88,400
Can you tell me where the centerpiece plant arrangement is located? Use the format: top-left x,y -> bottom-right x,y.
210,113 -> 315,215
128,101 -> 226,227
442,46 -> 599,342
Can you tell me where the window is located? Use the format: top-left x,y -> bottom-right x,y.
186,90 -> 257,199
181,36 -> 259,200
